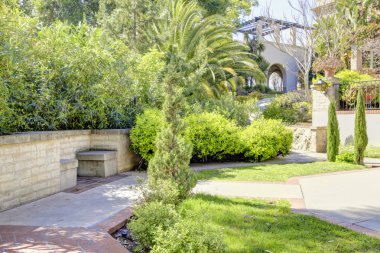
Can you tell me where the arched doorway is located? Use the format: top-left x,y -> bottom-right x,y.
268,64 -> 285,92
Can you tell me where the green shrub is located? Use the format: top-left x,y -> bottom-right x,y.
128,202 -> 179,251
236,91 -> 262,103
151,218 -> 225,253
130,109 -> 164,162
335,70 -> 373,85
263,92 -> 311,124
241,119 -> 293,161
193,94 -> 258,127
185,113 -> 242,161
0,8 -> 140,133
252,84 -> 273,93
336,70 -> 374,107
131,111 -> 293,164
336,151 -> 355,164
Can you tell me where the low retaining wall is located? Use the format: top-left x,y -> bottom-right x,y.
0,130 -> 139,212
289,125 -> 327,153
337,111 -> 380,146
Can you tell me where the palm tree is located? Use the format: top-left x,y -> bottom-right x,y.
148,0 -> 265,98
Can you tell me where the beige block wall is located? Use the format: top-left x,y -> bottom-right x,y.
91,130 -> 140,172
0,129 -> 139,212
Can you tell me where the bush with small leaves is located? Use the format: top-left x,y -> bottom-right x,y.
185,112 -> 243,161
241,119 -> 293,162
151,218 -> 225,253
130,109 -> 165,162
128,201 -> 179,251
336,151 -> 355,164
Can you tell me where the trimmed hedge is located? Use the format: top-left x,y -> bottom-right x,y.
130,110 -> 293,163
185,113 -> 242,161
241,119 -> 293,161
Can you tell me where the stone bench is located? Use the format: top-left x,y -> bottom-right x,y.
60,159 -> 78,191
77,151 -> 117,177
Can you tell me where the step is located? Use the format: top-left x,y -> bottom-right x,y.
77,150 -> 118,178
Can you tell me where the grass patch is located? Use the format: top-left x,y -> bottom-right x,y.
196,162 -> 365,182
180,194 -> 380,253
366,146 -> 380,159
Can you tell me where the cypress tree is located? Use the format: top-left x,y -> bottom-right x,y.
147,56 -> 196,202
354,88 -> 368,165
327,99 -> 340,162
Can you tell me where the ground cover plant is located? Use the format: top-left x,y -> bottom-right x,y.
196,162 -> 365,182
179,194 -> 380,253
263,92 -> 311,124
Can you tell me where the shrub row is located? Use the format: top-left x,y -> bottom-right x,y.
130,110 -> 293,163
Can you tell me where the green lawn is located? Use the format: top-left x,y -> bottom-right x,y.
196,162 -> 365,182
180,194 -> 380,253
366,146 -> 380,159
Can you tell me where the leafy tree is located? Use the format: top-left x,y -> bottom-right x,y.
198,0 -> 256,23
97,0 -> 159,52
147,57 -> 196,202
354,89 -> 368,165
21,0 -> 100,25
150,0 -> 264,99
327,99 -> 340,162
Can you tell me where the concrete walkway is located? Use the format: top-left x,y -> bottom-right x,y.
0,173 -> 143,228
0,173 -> 146,253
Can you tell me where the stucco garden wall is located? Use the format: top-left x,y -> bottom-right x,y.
0,130 -> 139,212
337,111 -> 380,146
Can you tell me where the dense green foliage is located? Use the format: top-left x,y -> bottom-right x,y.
185,113 -> 241,161
327,100 -> 340,162
336,70 -> 374,106
1,0 -> 263,134
128,202 -> 179,251
152,218 -> 225,253
179,194 -> 380,252
354,89 -> 368,165
241,119 -> 293,162
263,92 -> 312,124
336,151 -> 356,164
131,111 -> 293,164
130,109 -> 164,162
196,162 -> 365,182
128,199 -> 225,252
0,7 -> 139,133
190,94 -> 258,127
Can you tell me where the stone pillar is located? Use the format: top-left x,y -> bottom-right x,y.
311,84 -> 339,153
351,45 -> 363,71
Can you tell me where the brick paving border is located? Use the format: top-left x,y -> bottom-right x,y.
0,207 -> 133,253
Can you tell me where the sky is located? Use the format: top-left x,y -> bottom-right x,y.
251,0 -> 302,21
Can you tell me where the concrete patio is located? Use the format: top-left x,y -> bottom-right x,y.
1,152 -> 380,252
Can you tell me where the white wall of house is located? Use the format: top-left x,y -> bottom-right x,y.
261,42 -> 302,92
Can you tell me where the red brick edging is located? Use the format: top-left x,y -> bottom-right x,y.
0,207 -> 134,253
